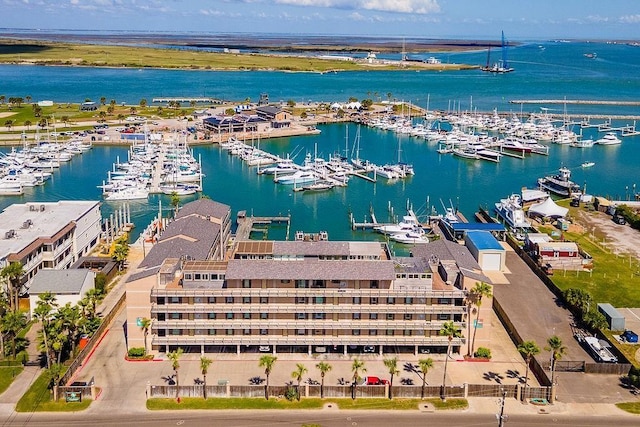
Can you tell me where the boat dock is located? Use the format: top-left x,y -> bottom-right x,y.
235,213 -> 291,240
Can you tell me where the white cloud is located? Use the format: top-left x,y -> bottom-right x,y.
245,0 -> 440,15
619,14 -> 640,24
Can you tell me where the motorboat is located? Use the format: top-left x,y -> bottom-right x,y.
160,183 -> 200,196
374,215 -> 421,235
595,132 -> 621,145
293,181 -> 335,192
570,139 -> 595,148
494,194 -> 532,229
274,170 -> 317,185
389,230 -> 429,244
537,167 -> 582,197
0,180 -> 24,195
104,186 -> 149,201
581,161 -> 595,168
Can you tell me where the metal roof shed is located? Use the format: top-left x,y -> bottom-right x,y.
597,303 -> 625,331
464,230 -> 505,272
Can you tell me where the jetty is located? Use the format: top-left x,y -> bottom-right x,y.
152,97 -> 223,104
510,99 -> 640,106
235,213 -> 291,240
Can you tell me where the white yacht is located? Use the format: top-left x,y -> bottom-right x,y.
389,230 -> 429,244
595,132 -> 621,145
494,194 -> 532,229
374,215 -> 420,235
104,186 -> 149,201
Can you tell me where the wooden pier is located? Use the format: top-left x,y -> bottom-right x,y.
235,215 -> 291,240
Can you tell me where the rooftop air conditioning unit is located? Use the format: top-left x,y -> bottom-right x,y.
4,230 -> 16,239
40,205 -> 45,212
29,205 -> 37,212
21,219 -> 33,229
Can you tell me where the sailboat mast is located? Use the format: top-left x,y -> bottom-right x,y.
501,31 -> 508,69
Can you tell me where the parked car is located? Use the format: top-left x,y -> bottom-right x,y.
613,214 -> 627,225
363,345 -> 376,353
542,263 -> 554,275
358,376 -> 389,386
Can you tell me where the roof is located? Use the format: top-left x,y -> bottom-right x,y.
138,216 -> 220,269
410,240 -> 491,283
465,231 -> 504,251
538,241 -> 579,252
522,188 -> 550,202
29,269 -> 93,294
256,106 -> 283,115
528,198 -> 569,218
451,223 -> 505,232
597,303 -> 623,318
225,259 -> 396,281
175,198 -> 230,222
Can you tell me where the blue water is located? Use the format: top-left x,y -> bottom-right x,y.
1,40 -> 639,248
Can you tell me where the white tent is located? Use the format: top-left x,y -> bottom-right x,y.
528,197 -> 569,218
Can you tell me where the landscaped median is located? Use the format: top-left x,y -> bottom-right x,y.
615,401 -> 640,414
146,397 -> 468,411
15,370 -> 92,412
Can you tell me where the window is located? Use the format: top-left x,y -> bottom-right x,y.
243,313 -> 251,320
208,313 -> 216,320
170,296 -> 180,304
243,329 -> 251,335
353,297 -> 361,305
194,297 -> 203,304
403,330 -> 412,336
369,313 -> 378,320
171,313 -> 180,320
404,297 -> 413,304
404,313 -> 412,320
386,329 -> 394,336
296,313 -> 308,320
260,329 -> 268,335
370,281 -> 379,289
312,280 -> 325,288
243,296 -> 251,304
260,313 -> 268,320
313,313 -> 325,320
157,313 -> 166,321
352,329 -> 361,336
369,329 -> 378,336
437,314 -> 451,321
170,329 -> 181,335
208,329 -> 216,335
438,298 -> 451,305
387,297 -> 395,305
295,280 -> 308,288
208,296 -> 216,304
226,313 -> 234,320
370,297 -> 378,305
225,296 -> 234,304
194,273 -> 201,280
386,313 -> 395,321
296,297 -> 308,304
184,273 -> 192,280
296,329 -> 306,336
353,313 -> 361,320
314,296 -> 325,304
225,329 -> 234,336
242,279 -> 251,288
260,296 -> 268,304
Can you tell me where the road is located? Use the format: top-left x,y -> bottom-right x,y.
4,409 -> 640,427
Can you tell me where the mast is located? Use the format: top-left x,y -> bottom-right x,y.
501,31 -> 508,69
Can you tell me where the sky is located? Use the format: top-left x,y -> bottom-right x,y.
1,0 -> 640,39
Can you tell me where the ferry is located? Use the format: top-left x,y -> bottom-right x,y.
537,167 -> 582,198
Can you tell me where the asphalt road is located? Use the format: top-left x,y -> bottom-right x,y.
5,410 -> 640,427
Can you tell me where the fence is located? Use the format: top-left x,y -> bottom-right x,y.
55,385 -> 94,401
60,292 -> 127,386
146,382 -> 547,400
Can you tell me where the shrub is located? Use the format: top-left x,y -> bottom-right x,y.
127,347 -> 146,358
474,347 -> 492,359
284,386 -> 298,401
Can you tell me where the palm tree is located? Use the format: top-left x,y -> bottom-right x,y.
383,357 -> 399,399
545,335 -> 566,389
24,120 -> 32,130
100,97 -> 107,106
139,99 -> 148,108
518,340 -> 540,401
1,262 -> 25,312
200,356 -> 213,399
470,282 -> 492,357
259,355 -> 277,400
439,320 -> 461,401
4,119 -> 13,131
291,363 -> 308,400
33,292 -> 57,368
140,317 -> 151,356
167,348 -> 184,399
0,310 -> 26,359
350,358 -> 366,400
418,358 -> 434,399
315,361 -> 332,398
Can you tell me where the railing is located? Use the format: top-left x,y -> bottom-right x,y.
152,287 -> 465,299
152,319 -> 465,331
151,335 -> 465,347
60,292 -> 127,386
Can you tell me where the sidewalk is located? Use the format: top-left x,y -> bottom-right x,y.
0,365 -> 41,418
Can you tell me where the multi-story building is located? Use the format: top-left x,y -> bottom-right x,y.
0,200 -> 102,292
125,199 -> 488,355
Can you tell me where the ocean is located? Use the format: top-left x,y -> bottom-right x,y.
1,40 -> 639,249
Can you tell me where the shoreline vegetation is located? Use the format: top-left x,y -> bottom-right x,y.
0,39 -> 479,72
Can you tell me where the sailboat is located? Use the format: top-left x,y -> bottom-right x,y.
482,31 -> 514,74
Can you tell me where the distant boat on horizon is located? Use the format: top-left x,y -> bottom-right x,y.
481,31 -> 514,74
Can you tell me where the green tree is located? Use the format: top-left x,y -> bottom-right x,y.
4,119 -> 13,131
545,335 -> 567,390
117,114 -> 125,124
140,317 -> 151,356
25,95 -> 32,104
60,116 -> 69,127
517,340 -> 540,400
33,292 -> 57,368
98,111 -> 107,122
287,99 -> 296,108
113,243 -> 130,271
0,310 -> 26,359
167,347 -> 184,399
315,361 -> 332,399
109,99 -> 116,108
259,355 -> 277,400
300,111 -> 308,119
1,262 -> 25,312
100,97 -> 107,106
200,356 -> 213,399
0,95 -> 5,105
24,120 -> 32,130
139,99 -> 148,108
224,108 -> 235,115
46,363 -> 65,391
350,358 -> 366,400
291,363 -> 307,401
32,104 -> 42,117
418,358 -> 434,399
361,99 -> 373,110
469,282 -> 492,357
170,191 -> 180,217
439,320 -> 461,401
383,357 -> 399,399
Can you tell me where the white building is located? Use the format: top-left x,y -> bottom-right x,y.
28,269 -> 96,318
0,201 -> 102,293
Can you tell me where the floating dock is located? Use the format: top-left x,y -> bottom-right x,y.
235,214 -> 291,240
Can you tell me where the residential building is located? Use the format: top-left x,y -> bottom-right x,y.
28,269 -> 96,318
0,201 -> 102,293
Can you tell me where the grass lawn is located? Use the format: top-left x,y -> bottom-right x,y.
0,366 -> 24,395
147,397 -> 467,411
15,369 -> 91,412
615,401 -> 640,414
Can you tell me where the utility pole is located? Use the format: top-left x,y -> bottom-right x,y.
497,390 -> 507,427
